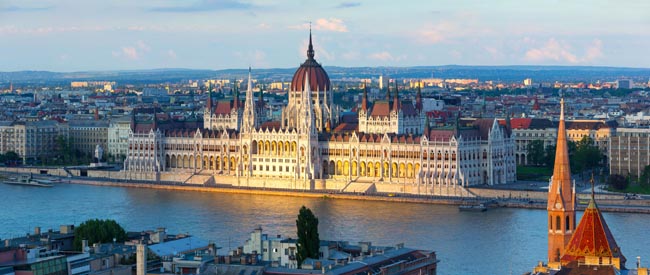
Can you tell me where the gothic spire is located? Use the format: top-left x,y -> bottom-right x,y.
386,81 -> 391,101
392,81 -> 400,111
361,83 -> 368,111
307,23 -> 315,60
416,81 -> 423,111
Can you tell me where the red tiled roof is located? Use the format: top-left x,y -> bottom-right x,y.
260,121 -> 282,130
214,101 -> 233,115
333,122 -> 358,133
370,101 -> 391,117
561,199 -> 626,266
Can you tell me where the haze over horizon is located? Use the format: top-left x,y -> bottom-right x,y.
1,0 -> 649,71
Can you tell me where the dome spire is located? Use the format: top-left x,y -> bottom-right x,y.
307,22 -> 315,60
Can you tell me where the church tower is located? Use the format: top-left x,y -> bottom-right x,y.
242,67 -> 256,133
547,98 -> 576,263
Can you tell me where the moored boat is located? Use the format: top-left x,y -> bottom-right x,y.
2,174 -> 53,187
459,203 -> 487,212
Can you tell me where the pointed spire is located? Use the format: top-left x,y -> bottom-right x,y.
560,97 -> 564,120
424,116 -> 430,138
361,83 -> 368,111
392,81 -> 400,111
386,81 -> 391,101
206,82 -> 213,112
416,81 -> 423,111
590,172 -> 596,202
307,23 -> 315,60
233,80 -> 240,110
505,108 -> 512,137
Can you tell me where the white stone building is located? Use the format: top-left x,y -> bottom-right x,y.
123,33 -> 517,193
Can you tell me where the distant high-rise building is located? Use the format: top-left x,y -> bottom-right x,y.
616,79 -> 633,89
523,78 -> 533,86
378,75 -> 388,90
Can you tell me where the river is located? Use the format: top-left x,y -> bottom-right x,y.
1,182 -> 648,275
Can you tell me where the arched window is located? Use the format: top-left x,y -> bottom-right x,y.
555,216 -> 561,231
565,216 -> 570,231
549,216 -> 552,230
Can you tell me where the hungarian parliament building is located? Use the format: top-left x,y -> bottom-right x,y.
123,32 -> 516,195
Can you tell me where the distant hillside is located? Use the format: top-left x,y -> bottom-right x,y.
1,66 -> 649,85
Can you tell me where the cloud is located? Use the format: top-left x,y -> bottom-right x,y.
524,38 -> 578,63
0,25 -> 113,35
290,18 -> 348,32
121,47 -> 139,60
368,51 -> 394,61
584,39 -> 603,62
0,5 -> 53,12
112,41 -> 152,60
257,23 -> 271,29
336,2 -> 361,9
416,13 -> 494,45
150,0 -> 253,12
167,50 -> 177,59
136,40 -> 151,52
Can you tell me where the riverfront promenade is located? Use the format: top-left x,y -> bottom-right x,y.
2,166 -> 650,214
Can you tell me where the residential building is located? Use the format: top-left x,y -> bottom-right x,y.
108,116 -> 133,163
68,120 -> 109,159
0,120 -> 68,163
609,128 -> 650,178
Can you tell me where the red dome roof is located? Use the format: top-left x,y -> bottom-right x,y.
290,32 -> 330,91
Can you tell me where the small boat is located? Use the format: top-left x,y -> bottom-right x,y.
459,204 -> 487,212
2,174 -> 53,187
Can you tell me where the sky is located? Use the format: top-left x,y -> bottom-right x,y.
1,0 -> 649,71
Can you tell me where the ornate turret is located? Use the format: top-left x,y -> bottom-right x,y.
424,116 -> 430,138
561,174 -> 626,268
392,82 -> 400,111
242,67 -> 256,132
547,98 -> 576,264
233,81 -> 240,110
206,82 -> 213,113
385,82 -> 391,101
416,82 -> 423,111
361,83 -> 369,112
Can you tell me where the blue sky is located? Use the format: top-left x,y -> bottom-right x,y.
1,0 -> 649,71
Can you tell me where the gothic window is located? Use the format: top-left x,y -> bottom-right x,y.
565,216 -> 570,231
555,216 -> 561,231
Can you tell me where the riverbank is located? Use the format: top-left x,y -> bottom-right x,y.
63,176 -> 650,214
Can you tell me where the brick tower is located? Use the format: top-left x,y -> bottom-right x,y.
547,98 -> 576,263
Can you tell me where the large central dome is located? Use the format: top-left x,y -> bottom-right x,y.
290,31 -> 331,92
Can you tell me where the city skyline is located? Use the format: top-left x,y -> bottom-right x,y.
0,0 -> 649,71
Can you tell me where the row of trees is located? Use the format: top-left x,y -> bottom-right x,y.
526,136 -> 603,174
0,151 -> 20,164
72,207 -> 321,268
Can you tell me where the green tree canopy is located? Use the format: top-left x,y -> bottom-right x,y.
73,219 -> 127,251
571,136 -> 603,173
639,165 -> 650,187
296,206 -> 320,267
526,140 -> 546,166
608,174 -> 629,190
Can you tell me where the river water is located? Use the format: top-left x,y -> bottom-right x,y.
1,183 -> 648,275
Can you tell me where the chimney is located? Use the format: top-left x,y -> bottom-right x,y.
82,240 -> 89,253
34,227 -> 41,235
136,244 -> 147,275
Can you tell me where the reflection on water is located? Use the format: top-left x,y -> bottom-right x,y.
1,183 -> 648,275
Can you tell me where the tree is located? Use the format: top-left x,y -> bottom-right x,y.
571,136 -> 602,174
639,165 -> 650,187
526,140 -> 545,166
296,206 -> 319,267
608,174 -> 628,190
73,219 -> 127,251
544,144 -> 556,168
